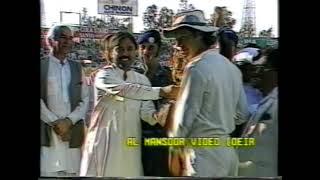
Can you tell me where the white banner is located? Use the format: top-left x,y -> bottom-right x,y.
98,0 -> 138,16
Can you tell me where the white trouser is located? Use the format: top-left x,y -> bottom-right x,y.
40,171 -> 77,177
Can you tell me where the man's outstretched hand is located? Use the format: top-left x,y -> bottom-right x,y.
160,85 -> 180,100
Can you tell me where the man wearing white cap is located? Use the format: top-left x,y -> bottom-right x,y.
163,10 -> 249,177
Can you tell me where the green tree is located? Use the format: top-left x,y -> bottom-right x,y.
178,0 -> 196,13
143,4 -> 159,30
159,7 -> 175,29
209,6 -> 236,28
143,5 -> 175,31
259,27 -> 274,37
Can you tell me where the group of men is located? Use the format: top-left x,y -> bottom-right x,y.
40,9 -> 279,178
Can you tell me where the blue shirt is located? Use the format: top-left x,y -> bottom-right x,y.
243,84 -> 263,114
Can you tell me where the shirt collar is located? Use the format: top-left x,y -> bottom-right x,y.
187,48 -> 219,67
49,54 -> 68,65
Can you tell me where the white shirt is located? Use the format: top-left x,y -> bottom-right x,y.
238,47 -> 260,57
40,54 -> 89,174
173,49 -> 249,138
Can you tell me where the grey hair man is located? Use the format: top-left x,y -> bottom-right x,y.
40,25 -> 89,177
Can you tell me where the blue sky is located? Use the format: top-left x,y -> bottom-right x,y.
41,0 -> 278,36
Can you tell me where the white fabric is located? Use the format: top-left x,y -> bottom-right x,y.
233,52 -> 254,63
80,66 -> 162,177
173,49 -> 249,138
40,171 -> 76,177
172,49 -> 249,177
238,48 -> 260,57
84,80 -> 96,127
40,54 -> 89,175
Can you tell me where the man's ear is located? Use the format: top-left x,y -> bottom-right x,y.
47,38 -> 55,48
194,32 -> 204,42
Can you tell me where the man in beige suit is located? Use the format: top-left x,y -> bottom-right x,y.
163,10 -> 249,177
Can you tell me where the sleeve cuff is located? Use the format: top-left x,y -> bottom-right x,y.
66,116 -> 79,125
152,87 -> 161,99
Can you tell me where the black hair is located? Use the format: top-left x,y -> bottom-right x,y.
109,31 -> 138,50
245,43 -> 261,49
218,28 -> 238,60
218,27 -> 239,60
182,27 -> 217,49
266,48 -> 279,71
219,34 -> 236,60
202,31 -> 217,48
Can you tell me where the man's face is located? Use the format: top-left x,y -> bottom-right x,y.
173,28 -> 201,60
139,42 -> 159,64
111,37 -> 136,70
52,28 -> 74,55
259,64 -> 277,93
241,64 -> 264,87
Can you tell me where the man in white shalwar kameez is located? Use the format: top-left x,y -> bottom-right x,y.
80,32 -> 175,177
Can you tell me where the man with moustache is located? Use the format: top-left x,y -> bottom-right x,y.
80,32 -> 177,177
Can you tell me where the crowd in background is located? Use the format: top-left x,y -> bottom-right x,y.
40,9 -> 278,178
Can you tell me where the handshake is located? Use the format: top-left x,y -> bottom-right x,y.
160,85 -> 180,100
51,118 -> 73,142
153,100 -> 175,127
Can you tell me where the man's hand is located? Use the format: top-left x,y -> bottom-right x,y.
256,123 -> 267,135
243,124 -> 256,137
243,123 -> 267,137
52,118 -> 65,135
160,85 -> 180,100
153,103 -> 172,127
52,118 -> 73,141
169,149 -> 182,176
169,148 -> 188,176
60,131 -> 71,141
